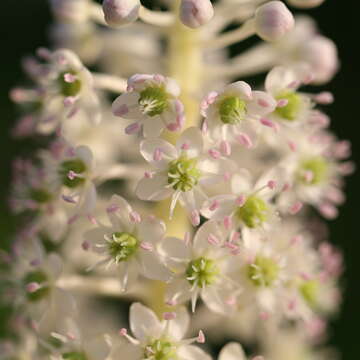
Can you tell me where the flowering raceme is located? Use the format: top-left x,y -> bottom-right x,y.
2,0 -> 353,359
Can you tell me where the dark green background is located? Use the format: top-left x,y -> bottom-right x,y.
0,0 -> 359,358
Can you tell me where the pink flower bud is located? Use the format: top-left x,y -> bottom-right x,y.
255,1 -> 294,42
179,0 -> 214,29
286,0 -> 326,9
299,36 -> 338,84
102,0 -> 140,27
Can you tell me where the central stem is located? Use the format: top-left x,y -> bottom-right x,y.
151,1 -> 203,315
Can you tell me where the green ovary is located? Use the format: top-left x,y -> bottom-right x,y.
144,339 -> 177,360
247,256 -> 279,287
23,270 -> 49,302
236,196 -> 268,228
58,71 -> 82,97
186,257 -> 219,288
62,352 -> 88,360
138,86 -> 169,116
275,91 -> 302,121
108,232 -> 139,263
299,280 -> 319,307
218,96 -> 247,124
30,188 -> 52,204
167,156 -> 201,192
59,159 -> 87,188
298,157 -> 329,185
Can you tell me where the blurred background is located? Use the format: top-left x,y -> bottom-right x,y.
0,0 -> 359,357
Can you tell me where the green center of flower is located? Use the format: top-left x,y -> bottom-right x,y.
62,352 -> 88,360
218,96 -> 247,124
298,157 -> 329,185
186,257 -> 219,288
59,159 -> 87,188
144,338 -> 177,360
29,188 -> 52,204
138,86 -> 169,117
108,232 -> 139,263
58,71 -> 82,97
247,256 -> 279,287
167,156 -> 201,192
236,196 -> 269,228
275,91 -> 302,121
299,280 -> 319,307
23,270 -> 49,302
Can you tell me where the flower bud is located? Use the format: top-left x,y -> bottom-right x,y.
286,0 -> 326,9
102,0 -> 140,27
255,1 -> 294,42
50,0 -> 89,23
299,36 -> 338,84
179,0 -> 214,29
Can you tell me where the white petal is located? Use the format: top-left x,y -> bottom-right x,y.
165,77 -> 180,97
143,117 -> 164,138
167,307 -> 189,341
231,169 -> 253,194
159,237 -> 191,266
218,343 -> 247,360
139,250 -> 171,281
136,174 -> 173,201
201,286 -> 229,314
247,91 -> 277,117
112,92 -> 142,119
130,303 -> 162,341
193,220 -> 222,254
165,278 -> 192,304
140,138 -> 177,169
176,127 -> 203,158
137,216 -> 166,245
265,66 -> 297,94
75,145 -> 93,167
225,81 -> 252,100
107,194 -> 134,232
178,345 -> 212,360
201,195 -> 236,220
84,336 -> 110,360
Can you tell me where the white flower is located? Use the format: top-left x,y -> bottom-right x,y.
9,238 -> 73,322
219,342 -> 264,360
40,139 -> 97,221
112,74 -> 185,137
201,81 -> 276,146
43,48 -> 101,125
201,169 -> 279,230
159,220 -> 239,313
275,131 -> 352,218
112,303 -> 212,360
40,316 -> 110,360
84,195 -> 171,290
214,227 -> 289,319
136,127 -> 235,225
265,65 -> 316,127
10,158 -> 55,214
14,48 -> 101,134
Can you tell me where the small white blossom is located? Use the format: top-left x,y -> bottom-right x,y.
159,220 -> 239,313
84,195 -> 171,290
219,342 -> 264,360
40,139 -> 98,221
202,169 -> 279,230
112,74 -> 185,137
112,303 -> 212,360
201,81 -> 276,147
136,127 -> 235,225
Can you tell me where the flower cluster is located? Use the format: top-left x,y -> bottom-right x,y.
2,0 -> 352,359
